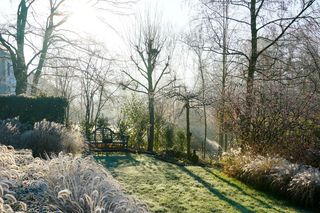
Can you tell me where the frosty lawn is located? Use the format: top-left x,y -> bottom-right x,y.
96,153 -> 310,213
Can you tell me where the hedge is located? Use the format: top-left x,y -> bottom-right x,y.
0,95 -> 68,124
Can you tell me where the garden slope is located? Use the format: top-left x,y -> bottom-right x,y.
97,153 -> 310,213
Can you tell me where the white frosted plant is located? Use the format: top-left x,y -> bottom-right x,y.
0,119 -> 22,147
241,156 -> 285,185
0,146 -> 20,181
1,144 -> 148,212
288,167 -> 320,207
21,120 -> 85,157
270,160 -> 301,193
38,154 -> 149,213
0,146 -> 15,167
221,148 -> 252,177
0,146 -> 27,213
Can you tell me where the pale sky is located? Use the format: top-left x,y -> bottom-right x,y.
0,0 -> 196,86
0,0 -> 190,48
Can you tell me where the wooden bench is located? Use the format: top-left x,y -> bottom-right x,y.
87,127 -> 129,152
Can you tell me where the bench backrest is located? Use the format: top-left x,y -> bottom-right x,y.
93,127 -> 128,144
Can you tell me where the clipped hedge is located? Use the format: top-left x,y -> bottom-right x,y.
0,95 -> 67,124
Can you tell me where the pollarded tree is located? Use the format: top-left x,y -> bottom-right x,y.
121,11 -> 175,152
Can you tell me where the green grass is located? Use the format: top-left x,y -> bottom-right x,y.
96,153 -> 310,213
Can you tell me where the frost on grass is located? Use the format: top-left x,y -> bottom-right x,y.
0,145 -> 149,213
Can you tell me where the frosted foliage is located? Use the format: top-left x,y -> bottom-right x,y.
222,149 -> 320,207
42,154 -> 148,213
0,146 -> 27,213
0,145 -> 149,212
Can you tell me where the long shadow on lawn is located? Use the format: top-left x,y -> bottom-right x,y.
96,154 -> 280,212
95,153 -> 141,168
202,168 -> 282,212
179,166 -> 255,213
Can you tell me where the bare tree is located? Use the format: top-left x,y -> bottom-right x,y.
31,0 -> 68,95
167,86 -> 202,158
199,0 -> 316,141
0,0 -> 68,95
121,12 -> 175,152
184,26 -> 210,158
76,47 -> 116,139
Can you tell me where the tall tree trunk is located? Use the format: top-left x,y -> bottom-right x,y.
219,0 -> 229,151
31,11 -> 54,95
147,93 -> 155,152
14,0 -> 29,95
198,55 -> 207,158
15,67 -> 27,94
203,104 -> 207,158
244,0 -> 258,141
186,102 -> 191,157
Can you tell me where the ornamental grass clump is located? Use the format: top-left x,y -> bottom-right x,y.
0,118 -> 26,149
0,145 -> 148,212
21,120 -> 85,157
270,161 -> 301,194
220,148 -> 252,178
288,167 -> 320,207
0,181 -> 28,213
221,148 -> 320,209
42,154 -> 148,213
0,146 -> 28,213
241,156 -> 285,188
0,146 -> 20,181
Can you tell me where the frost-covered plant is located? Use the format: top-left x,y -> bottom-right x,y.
288,167 -> 320,207
0,146 -> 28,213
0,146 -> 15,168
0,118 -> 24,148
0,146 -> 20,181
0,180 -> 28,213
221,148 -> 320,208
1,145 -> 148,212
40,154 -> 148,213
270,160 -> 301,194
241,156 -> 285,187
21,120 -> 85,157
221,148 -> 252,178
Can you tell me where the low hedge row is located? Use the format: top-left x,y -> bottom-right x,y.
0,95 -> 67,125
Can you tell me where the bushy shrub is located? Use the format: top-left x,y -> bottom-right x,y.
164,123 -> 174,150
121,96 -> 149,149
174,129 -> 186,152
22,120 -> 85,157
